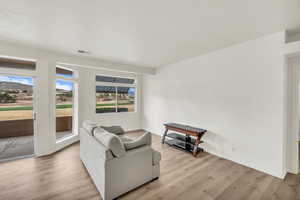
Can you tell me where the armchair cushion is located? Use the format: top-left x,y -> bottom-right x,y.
94,127 -> 126,157
101,126 -> 125,135
119,136 -> 133,143
123,132 -> 152,151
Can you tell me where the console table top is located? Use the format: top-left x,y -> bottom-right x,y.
164,123 -> 206,134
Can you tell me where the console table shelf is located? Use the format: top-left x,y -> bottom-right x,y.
166,132 -> 204,145
162,123 -> 207,157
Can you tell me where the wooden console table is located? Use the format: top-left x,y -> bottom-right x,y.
162,123 -> 207,157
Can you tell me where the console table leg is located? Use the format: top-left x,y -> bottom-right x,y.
193,136 -> 201,157
162,129 -> 168,144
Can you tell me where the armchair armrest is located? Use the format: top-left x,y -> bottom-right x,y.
105,145 -> 154,198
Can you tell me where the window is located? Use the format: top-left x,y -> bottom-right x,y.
56,66 -> 73,78
0,57 -> 36,71
55,67 -> 78,141
95,75 -> 136,113
117,87 -> 135,112
96,75 -> 135,84
96,86 -> 116,113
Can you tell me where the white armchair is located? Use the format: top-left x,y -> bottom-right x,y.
80,121 -> 161,200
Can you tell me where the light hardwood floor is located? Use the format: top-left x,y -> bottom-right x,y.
0,131 -> 299,200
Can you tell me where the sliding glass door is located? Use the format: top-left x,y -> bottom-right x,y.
0,74 -> 35,161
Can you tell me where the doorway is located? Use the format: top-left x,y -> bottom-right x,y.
0,74 -> 36,161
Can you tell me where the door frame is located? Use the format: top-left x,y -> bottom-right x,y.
286,56 -> 300,174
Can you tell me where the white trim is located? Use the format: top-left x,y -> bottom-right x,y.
48,62 -> 57,149
286,56 -> 300,174
285,40 -> 300,58
32,77 -> 38,156
115,86 -> 118,113
56,132 -> 76,143
0,54 -> 36,62
54,135 -> 79,152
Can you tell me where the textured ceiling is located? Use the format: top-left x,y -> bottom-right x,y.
0,0 -> 299,67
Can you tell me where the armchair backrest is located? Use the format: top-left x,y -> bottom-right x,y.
93,127 -> 126,158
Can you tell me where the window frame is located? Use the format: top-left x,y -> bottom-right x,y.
54,66 -> 79,143
95,74 -> 137,114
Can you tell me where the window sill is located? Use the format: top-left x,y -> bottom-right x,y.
94,111 -> 138,116
56,132 -> 78,144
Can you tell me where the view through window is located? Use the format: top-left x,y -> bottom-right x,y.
96,86 -> 116,113
95,75 -> 136,113
55,67 -> 77,141
117,87 -> 135,112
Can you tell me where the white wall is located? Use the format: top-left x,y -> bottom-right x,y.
142,32 -> 286,178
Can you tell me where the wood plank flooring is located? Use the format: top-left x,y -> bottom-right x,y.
0,131 -> 299,200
